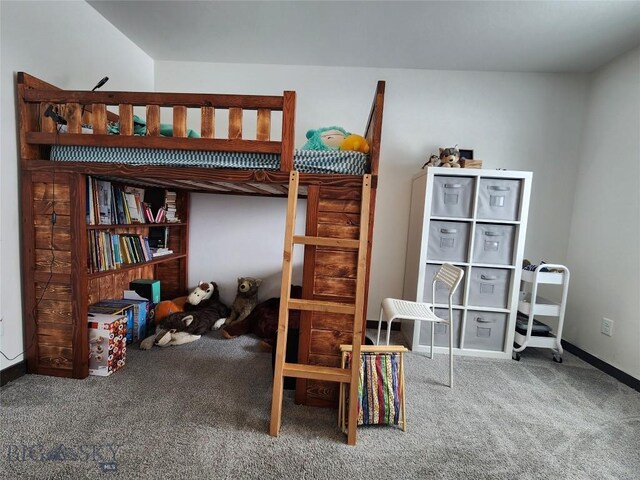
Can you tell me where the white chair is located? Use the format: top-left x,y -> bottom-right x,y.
376,263 -> 464,387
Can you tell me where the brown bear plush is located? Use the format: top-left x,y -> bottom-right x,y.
221,285 -> 302,348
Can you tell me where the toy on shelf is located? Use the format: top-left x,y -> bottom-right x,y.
340,134 -> 370,153
438,146 -> 461,168
301,126 -> 349,150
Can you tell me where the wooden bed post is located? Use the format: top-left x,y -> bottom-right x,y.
280,91 -> 296,172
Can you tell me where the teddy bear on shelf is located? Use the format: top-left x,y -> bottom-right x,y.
212,277 -> 262,330
439,146 -> 461,168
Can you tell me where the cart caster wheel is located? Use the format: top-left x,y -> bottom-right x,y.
553,354 -> 563,363
512,352 -> 521,361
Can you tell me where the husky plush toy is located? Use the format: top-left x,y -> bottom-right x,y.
140,281 -> 229,350
212,277 -> 262,330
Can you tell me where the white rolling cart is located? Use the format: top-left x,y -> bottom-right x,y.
512,264 -> 570,362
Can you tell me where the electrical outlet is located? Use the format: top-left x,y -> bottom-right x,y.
601,317 -> 614,337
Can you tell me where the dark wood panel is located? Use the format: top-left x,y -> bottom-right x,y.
38,345 -> 73,370
35,249 -> 71,273
315,249 -> 358,278
317,224 -> 359,239
309,329 -> 353,356
309,312 -> 354,332
38,323 -> 73,347
33,200 -> 70,216
304,380 -> 339,405
34,214 -> 70,227
35,283 -> 72,301
34,225 -> 71,250
314,276 -> 356,299
36,299 -> 72,324
317,211 -> 360,227
318,198 -> 360,213
33,182 -> 70,200
308,353 -> 342,367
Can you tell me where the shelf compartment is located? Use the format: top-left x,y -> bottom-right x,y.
87,253 -> 187,279
518,292 -> 561,316
520,269 -> 566,285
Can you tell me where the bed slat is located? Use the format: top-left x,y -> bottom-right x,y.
229,108 -> 242,139
173,106 -> 187,138
92,104 -> 107,134
66,103 -> 81,134
41,103 -> 56,133
201,107 -> 215,139
118,104 -> 133,135
257,109 -> 271,141
146,105 -> 160,136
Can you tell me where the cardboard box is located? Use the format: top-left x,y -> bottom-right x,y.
460,159 -> 483,169
129,279 -> 160,304
88,313 -> 127,376
89,303 -> 135,344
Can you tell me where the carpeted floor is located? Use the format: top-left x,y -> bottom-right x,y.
1,330 -> 639,480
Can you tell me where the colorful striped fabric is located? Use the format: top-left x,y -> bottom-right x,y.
346,352 -> 402,426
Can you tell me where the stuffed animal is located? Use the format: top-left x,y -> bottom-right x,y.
140,282 -> 230,350
212,277 -> 262,330
340,134 -> 370,154
221,285 -> 302,347
300,126 -> 350,150
422,154 -> 441,169
153,281 -> 218,323
439,146 -> 461,168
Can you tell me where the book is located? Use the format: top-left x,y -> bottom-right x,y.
96,179 -> 112,225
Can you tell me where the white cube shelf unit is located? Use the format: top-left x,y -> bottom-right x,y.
402,167 -> 533,359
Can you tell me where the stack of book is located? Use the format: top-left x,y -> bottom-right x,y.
165,191 -> 180,223
88,232 -> 153,273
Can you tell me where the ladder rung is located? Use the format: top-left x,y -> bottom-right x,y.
288,298 -> 355,315
292,235 -> 359,249
283,363 -> 352,383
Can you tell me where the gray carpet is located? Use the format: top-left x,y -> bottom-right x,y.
1,330 -> 639,480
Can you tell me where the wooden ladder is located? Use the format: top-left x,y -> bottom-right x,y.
269,170 -> 372,446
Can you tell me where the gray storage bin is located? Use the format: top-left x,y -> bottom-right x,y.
477,178 -> 522,221
423,264 -> 464,305
430,176 -> 474,218
468,267 -> 510,308
472,224 -> 516,265
427,221 -> 470,262
464,311 -> 508,351
419,308 -> 462,348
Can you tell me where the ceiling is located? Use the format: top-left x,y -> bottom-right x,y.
89,1 -> 640,73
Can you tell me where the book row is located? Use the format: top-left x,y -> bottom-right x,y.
88,231 -> 155,273
86,177 -> 179,225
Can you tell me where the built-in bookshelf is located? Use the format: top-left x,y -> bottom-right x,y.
85,177 -> 187,274
21,170 -> 189,378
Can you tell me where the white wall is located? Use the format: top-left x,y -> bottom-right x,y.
156,61 -> 587,320
0,1 -> 154,370
565,47 -> 640,379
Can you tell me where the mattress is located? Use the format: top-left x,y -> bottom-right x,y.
50,145 -> 369,175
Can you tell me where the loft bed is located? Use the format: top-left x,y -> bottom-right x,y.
17,72 -> 385,410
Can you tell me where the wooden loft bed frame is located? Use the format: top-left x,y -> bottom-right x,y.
16,72 -> 385,409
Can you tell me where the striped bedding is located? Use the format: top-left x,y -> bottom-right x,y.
50,145 -> 369,175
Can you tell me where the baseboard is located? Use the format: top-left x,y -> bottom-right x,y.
562,340 -> 639,393
1,361 -> 27,387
